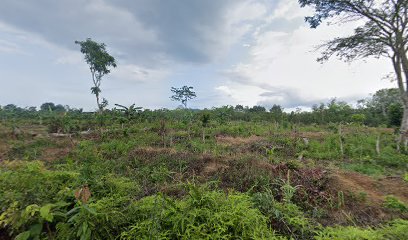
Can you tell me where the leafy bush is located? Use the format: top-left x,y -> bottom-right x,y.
56,197 -> 136,240
383,195 -> 408,212
376,146 -> 408,169
316,219 -> 408,240
121,185 -> 281,239
316,225 -> 379,240
0,161 -> 78,237
342,163 -> 384,176
252,189 -> 315,239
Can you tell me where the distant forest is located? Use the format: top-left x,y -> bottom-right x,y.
0,88 -> 403,129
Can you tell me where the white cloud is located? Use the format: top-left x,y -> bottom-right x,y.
55,51 -> 83,65
226,0 -> 267,23
265,0 -> 313,23
222,7 -> 395,108
111,64 -> 170,83
0,39 -> 22,54
215,85 -> 233,96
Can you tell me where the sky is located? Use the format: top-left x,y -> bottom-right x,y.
0,0 -> 395,111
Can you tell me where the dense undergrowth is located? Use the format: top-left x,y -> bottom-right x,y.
1,110 -> 408,239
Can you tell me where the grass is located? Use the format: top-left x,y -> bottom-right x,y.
1,115 -> 408,239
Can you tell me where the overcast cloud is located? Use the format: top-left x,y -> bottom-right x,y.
0,0 -> 395,111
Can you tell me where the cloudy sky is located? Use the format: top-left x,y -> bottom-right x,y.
0,0 -> 395,111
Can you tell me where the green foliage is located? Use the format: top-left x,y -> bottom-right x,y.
170,86 -> 197,109
0,161 -> 78,237
384,195 -> 408,212
0,161 -> 78,208
388,103 -> 403,127
351,114 -> 366,125
10,202 -> 68,240
56,203 -> 98,240
75,38 -> 116,111
47,114 -> 85,133
40,102 -> 67,112
7,138 -> 56,160
121,185 -> 280,239
305,135 -> 342,160
376,146 -> 408,169
3,98 -> 408,239
200,111 -> 211,127
316,225 -> 379,240
315,219 -> 408,240
342,163 -> 384,177
75,38 -> 116,77
252,189 -> 315,239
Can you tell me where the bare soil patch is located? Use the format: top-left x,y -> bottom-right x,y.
332,171 -> 408,205
323,170 -> 408,226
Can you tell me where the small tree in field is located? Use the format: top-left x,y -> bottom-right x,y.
170,86 -> 197,109
75,38 -> 116,112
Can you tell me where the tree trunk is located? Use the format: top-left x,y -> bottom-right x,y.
95,92 -> 102,112
401,106 -> 408,133
391,52 -> 408,147
398,106 -> 408,150
92,71 -> 103,113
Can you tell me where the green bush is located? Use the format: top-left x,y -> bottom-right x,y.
384,195 -> 408,212
315,219 -> 408,240
121,185 -> 282,239
56,197 -> 135,240
316,226 -> 379,240
0,161 -> 78,236
376,146 -> 408,169
342,163 -> 384,176
252,189 -> 315,239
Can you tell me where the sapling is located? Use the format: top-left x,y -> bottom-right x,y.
200,112 -> 210,143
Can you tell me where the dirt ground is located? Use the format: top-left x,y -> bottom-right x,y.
325,171 -> 408,226
332,171 -> 408,205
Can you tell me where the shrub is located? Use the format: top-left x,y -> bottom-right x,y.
384,195 -> 408,212
121,185 -> 281,239
316,219 -> 408,240
0,161 -> 78,237
252,189 -> 315,239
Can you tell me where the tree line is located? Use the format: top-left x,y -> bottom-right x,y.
0,87 -> 402,128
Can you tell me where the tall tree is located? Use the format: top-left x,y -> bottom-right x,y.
298,0 -> 408,137
75,38 -> 116,112
40,102 -> 56,112
366,88 -> 402,117
249,105 -> 266,113
170,86 -> 197,109
270,104 -> 284,122
40,102 -> 66,112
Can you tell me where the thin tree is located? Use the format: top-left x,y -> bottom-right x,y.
298,0 -> 408,139
170,86 -> 197,109
75,38 -> 116,112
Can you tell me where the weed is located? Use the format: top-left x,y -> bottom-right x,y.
384,195 -> 408,212
337,191 -> 345,209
